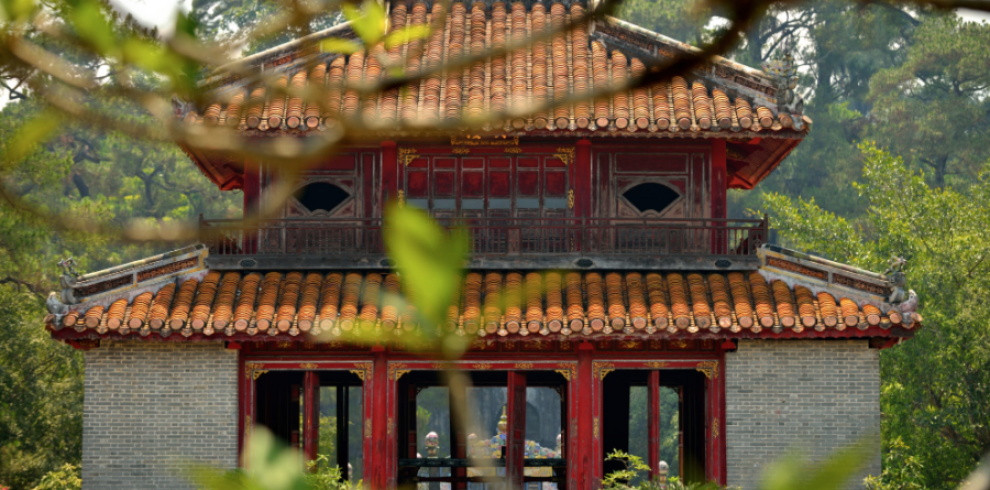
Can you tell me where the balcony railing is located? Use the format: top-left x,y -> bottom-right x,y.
199,216 -> 768,263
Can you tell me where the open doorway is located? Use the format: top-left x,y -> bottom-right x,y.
602,370 -> 706,484
254,370 -> 364,481
396,370 -> 568,490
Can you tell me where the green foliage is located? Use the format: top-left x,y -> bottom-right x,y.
28,465 -> 81,490
867,15 -> 990,188
765,143 -> 990,489
864,439 -> 925,490
0,288 -> 83,490
603,450 -> 727,490
305,456 -> 359,490
615,0 -> 708,45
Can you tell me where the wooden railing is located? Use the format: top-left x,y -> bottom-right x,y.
199,216 -> 768,259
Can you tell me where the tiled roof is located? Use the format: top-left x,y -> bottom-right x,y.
185,1 -> 809,136
47,269 -> 916,340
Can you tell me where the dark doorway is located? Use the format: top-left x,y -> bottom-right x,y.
601,369 -> 706,484
254,370 -> 363,480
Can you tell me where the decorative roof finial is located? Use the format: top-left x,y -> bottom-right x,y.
762,51 -> 804,130
58,257 -> 79,278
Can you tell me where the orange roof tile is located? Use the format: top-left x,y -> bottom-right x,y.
184,0 -> 808,137
49,269 -> 916,341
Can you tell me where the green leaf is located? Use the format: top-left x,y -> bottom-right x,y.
2,110 -> 61,170
384,24 -> 432,49
762,439 -> 874,490
384,204 -> 467,341
187,426 -> 308,490
320,38 -> 364,54
0,0 -> 37,23
342,0 -> 387,47
68,0 -> 117,56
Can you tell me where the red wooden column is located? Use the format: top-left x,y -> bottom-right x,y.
575,139 -> 592,219
303,371 -> 321,466
711,140 -> 728,254
371,346 -> 389,489
711,140 -> 727,219
647,370 -> 661,480
576,342 -> 595,490
506,371 -> 528,489
382,141 -> 398,207
242,159 -> 261,254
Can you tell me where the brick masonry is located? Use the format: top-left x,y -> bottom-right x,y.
82,341 -> 239,490
725,340 -> 881,490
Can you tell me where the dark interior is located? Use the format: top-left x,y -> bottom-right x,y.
601,369 -> 706,483
294,182 -> 350,213
255,370 -> 363,480
622,183 -> 681,214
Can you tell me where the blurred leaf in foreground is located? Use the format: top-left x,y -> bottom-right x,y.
187,426 -> 307,490
761,438 -> 874,490
384,203 -> 468,357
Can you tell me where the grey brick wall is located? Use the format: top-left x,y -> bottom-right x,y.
82,341 -> 239,490
725,340 -> 881,490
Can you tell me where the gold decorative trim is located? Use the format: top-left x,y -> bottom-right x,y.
396,189 -> 406,208
645,361 -> 669,369
514,362 -> 534,369
350,362 -> 372,381
567,189 -> 575,209
389,362 -> 409,380
387,417 -> 395,437
245,362 -> 269,380
452,148 -> 470,155
399,148 -> 418,165
299,363 -> 318,370
712,418 -> 719,439
593,417 -> 600,439
504,147 -> 522,154
365,419 -> 372,439
553,147 -> 576,166
594,361 -> 615,380
554,362 -> 576,381
451,135 -> 519,147
472,362 -> 493,370
696,360 -> 719,379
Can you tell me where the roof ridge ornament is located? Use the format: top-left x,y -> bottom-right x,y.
762,51 -> 804,130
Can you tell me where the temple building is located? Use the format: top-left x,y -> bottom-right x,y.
43,1 -> 921,489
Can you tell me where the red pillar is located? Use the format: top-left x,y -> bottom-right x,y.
711,140 -> 727,220
370,346 -> 389,489
382,141 -> 398,207
576,342 -> 595,489
575,139 -> 592,218
303,371 -> 320,466
506,371 -> 528,489
647,370 -> 661,480
711,140 -> 728,254
243,159 -> 261,216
